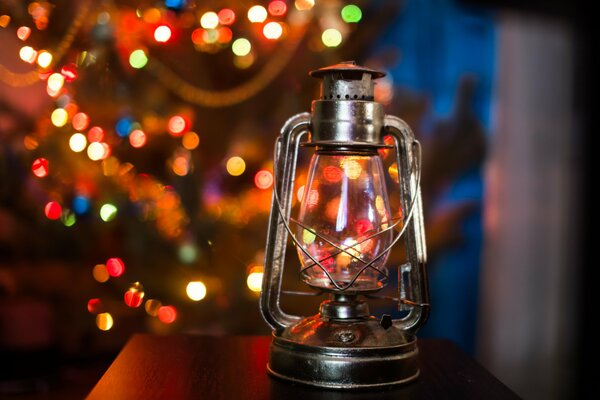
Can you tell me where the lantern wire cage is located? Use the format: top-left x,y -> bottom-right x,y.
271,132 -> 423,294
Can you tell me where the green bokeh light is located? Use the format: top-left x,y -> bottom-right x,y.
129,49 -> 148,69
341,5 -> 362,23
100,203 -> 118,222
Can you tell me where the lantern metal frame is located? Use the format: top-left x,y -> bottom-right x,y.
260,63 -> 430,389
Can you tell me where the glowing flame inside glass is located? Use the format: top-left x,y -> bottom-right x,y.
296,151 -> 393,291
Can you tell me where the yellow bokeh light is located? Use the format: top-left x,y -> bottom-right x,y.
247,266 -> 264,293
226,156 -> 246,176
295,0 -> 315,11
36,50 -> 52,68
154,25 -> 171,43
47,73 -> 65,92
231,38 -> 251,56
92,264 -> 110,283
51,108 -> 68,127
388,163 -> 399,183
69,133 -> 87,152
182,131 -> 200,150
200,11 -> 219,29
144,299 -> 162,316
342,159 -> 362,179
186,281 -> 207,301
263,21 -> 283,40
19,46 -> 37,63
248,5 -> 268,23
87,142 -> 105,161
0,15 -> 10,28
96,312 -> 114,331
322,28 -> 343,47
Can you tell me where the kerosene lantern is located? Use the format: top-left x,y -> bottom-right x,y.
260,62 -> 429,389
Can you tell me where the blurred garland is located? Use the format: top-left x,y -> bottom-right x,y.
1,0 -> 306,107
0,0 -> 92,87
146,23 -> 306,107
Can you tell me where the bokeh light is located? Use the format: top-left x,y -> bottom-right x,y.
154,25 -> 172,43
87,126 -> 104,142
144,299 -> 162,316
96,313 -> 113,331
248,5 -> 268,23
158,305 -> 177,324
44,201 -> 62,220
47,73 -> 65,92
322,28 -> 343,47
200,11 -> 219,29
342,159 -> 362,179
217,27 -> 233,44
19,46 -> 37,63
231,38 -> 251,56
129,49 -> 148,69
295,0 -> 315,11
341,4 -> 362,23
129,129 -> 147,148
106,257 -> 125,277
87,142 -> 106,161
61,210 -> 77,227
17,26 -> 31,41
100,203 -> 118,222
186,281 -> 207,301
323,165 -> 343,183
263,21 -> 283,40
268,1 -> 287,16
31,158 -> 49,178
36,50 -> 52,68
51,108 -> 68,127
182,131 -> 199,150
218,8 -> 235,25
0,15 -> 9,28
87,298 -> 104,314
168,115 -> 187,136
92,264 -> 109,283
178,243 -> 198,263
247,266 -> 264,293
226,156 -> 246,176
296,185 -> 305,202
115,117 -> 133,137
233,53 -> 255,69
69,133 -> 87,152
254,170 -> 273,189
73,195 -> 91,214
124,282 -> 145,308
172,156 -> 189,176
72,112 -> 89,130
61,64 -> 77,81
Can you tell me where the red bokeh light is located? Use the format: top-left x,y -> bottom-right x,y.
355,219 -> 373,236
44,201 -> 62,220
87,298 -> 104,314
87,126 -> 104,142
254,170 -> 273,190
218,8 -> 235,25
32,158 -> 49,177
106,257 -> 125,277
323,166 -> 342,183
61,63 -> 78,81
268,1 -> 287,16
72,112 -> 89,131
158,305 -> 177,324
124,290 -> 144,308
129,129 -> 147,148
167,115 -> 187,137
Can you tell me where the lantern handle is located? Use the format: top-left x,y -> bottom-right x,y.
260,113 -> 311,332
385,115 -> 431,334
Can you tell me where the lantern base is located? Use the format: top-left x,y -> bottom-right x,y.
267,315 -> 419,389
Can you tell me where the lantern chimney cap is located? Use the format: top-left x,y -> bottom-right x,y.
309,61 -> 386,79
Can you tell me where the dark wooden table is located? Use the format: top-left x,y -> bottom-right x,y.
87,335 -> 520,400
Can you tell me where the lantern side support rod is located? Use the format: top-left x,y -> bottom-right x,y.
385,115 -> 430,334
260,113 -> 311,332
